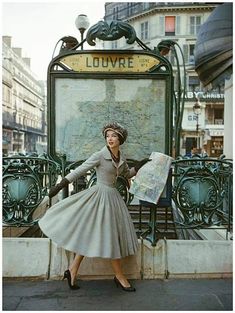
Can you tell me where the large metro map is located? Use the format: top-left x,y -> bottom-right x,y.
55,78 -> 166,162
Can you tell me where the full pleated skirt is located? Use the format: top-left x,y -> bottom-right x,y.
38,183 -> 139,259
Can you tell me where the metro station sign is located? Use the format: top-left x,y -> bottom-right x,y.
48,49 -> 173,163
60,53 -> 160,73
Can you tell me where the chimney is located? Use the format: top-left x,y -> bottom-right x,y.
23,57 -> 31,67
2,36 -> 12,47
13,47 -> 22,57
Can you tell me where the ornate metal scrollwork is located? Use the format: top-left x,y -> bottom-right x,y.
86,20 -> 136,46
2,155 -> 61,226
172,158 -> 233,228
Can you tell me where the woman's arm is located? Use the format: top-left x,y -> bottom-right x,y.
48,151 -> 101,198
121,162 -> 136,179
121,158 -> 150,179
65,151 -> 101,183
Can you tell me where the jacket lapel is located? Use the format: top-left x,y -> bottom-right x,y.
101,146 -> 125,168
101,146 -> 112,160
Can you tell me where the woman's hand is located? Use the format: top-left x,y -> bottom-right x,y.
48,178 -> 70,198
134,158 -> 150,172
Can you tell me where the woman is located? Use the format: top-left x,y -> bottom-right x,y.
39,122 -> 148,291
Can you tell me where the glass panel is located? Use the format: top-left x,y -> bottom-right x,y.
189,76 -> 199,85
190,16 -> 195,35
55,78 -> 166,161
141,21 -> 148,40
196,16 -> 201,25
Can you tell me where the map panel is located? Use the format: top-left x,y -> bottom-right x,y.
55,78 -> 166,162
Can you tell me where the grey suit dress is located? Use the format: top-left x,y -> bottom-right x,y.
39,146 -> 139,259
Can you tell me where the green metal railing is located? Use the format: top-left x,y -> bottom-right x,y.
2,154 -> 60,226
2,154 -> 232,245
172,156 -> 233,234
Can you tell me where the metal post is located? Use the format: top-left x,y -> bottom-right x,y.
196,114 -> 199,148
193,99 -> 201,150
17,128 -> 20,152
61,154 -> 69,199
146,206 -> 158,246
80,29 -> 84,50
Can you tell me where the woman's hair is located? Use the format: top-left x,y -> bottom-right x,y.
102,122 -> 128,145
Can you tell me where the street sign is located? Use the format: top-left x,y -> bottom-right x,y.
60,53 -> 160,73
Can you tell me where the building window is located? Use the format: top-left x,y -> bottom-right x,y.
113,7 -> 118,20
214,109 -> 224,124
188,76 -> 200,92
189,44 -> 195,64
142,3 -> 150,10
112,41 -> 118,49
140,21 -> 149,40
190,16 -> 201,35
127,2 -> 135,16
183,44 -> 196,64
165,16 -> 175,36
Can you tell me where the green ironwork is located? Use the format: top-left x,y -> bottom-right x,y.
86,20 -> 136,46
157,40 -> 186,157
136,156 -> 233,245
2,154 -> 60,226
172,156 -> 233,230
138,170 -> 173,246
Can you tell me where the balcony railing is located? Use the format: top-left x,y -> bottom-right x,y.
3,113 -> 45,135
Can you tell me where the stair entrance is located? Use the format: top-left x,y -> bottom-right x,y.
128,204 -> 177,243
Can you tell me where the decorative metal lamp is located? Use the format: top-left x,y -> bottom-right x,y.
75,14 -> 90,50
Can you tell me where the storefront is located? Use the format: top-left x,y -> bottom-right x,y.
207,130 -> 224,157
205,130 -> 224,157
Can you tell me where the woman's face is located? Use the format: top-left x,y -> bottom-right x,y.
106,130 -> 120,149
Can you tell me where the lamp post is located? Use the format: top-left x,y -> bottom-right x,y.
75,14 -> 90,50
193,98 -> 201,149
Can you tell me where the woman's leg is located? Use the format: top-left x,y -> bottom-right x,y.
69,254 -> 84,285
111,258 -> 131,287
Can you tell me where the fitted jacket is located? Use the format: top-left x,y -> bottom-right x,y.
65,146 -> 136,187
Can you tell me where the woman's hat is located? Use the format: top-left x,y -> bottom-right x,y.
102,122 -> 128,145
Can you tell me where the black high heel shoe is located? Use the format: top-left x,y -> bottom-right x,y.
63,270 -> 80,290
114,276 -> 136,292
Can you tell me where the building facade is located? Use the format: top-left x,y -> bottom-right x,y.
103,2 -> 224,156
2,36 -> 47,155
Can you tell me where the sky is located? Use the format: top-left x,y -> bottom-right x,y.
2,0 -> 106,80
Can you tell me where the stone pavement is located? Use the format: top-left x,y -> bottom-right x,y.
3,278 -> 232,311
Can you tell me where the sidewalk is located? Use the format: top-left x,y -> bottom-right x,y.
3,278 -> 232,311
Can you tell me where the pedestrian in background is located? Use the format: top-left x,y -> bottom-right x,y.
185,146 -> 198,157
39,122 -> 148,291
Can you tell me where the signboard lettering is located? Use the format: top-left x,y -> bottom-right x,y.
86,56 -> 134,68
60,53 -> 160,73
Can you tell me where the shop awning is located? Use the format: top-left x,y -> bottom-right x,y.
194,3 -> 232,88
